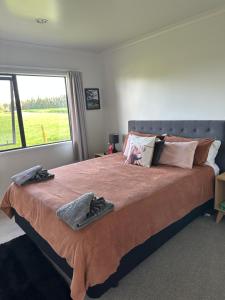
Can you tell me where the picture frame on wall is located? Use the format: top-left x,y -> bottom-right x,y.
85,88 -> 100,110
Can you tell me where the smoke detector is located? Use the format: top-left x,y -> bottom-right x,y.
35,18 -> 48,24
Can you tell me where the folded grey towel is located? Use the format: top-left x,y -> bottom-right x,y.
56,193 -> 114,230
11,165 -> 43,185
77,200 -> 114,230
56,192 -> 94,229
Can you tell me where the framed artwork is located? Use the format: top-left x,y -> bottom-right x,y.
85,88 -> 100,110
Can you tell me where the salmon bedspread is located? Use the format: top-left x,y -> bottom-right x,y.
1,153 -> 214,300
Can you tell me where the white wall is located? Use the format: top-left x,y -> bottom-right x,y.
0,142 -> 74,196
102,11 -> 225,148
0,40 -> 104,196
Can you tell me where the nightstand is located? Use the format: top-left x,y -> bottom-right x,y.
215,173 -> 225,223
94,153 -> 106,158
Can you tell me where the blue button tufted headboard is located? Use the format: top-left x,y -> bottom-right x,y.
128,120 -> 225,172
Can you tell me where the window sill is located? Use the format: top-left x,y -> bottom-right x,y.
0,140 -> 72,155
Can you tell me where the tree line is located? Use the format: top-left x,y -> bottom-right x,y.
0,95 -> 67,112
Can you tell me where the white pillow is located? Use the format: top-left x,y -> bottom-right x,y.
124,134 -> 156,158
205,140 -> 221,175
124,134 -> 133,157
126,137 -> 156,167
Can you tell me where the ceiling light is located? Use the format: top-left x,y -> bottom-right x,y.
35,18 -> 48,24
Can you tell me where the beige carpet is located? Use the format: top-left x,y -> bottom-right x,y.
85,215 -> 225,300
1,211 -> 225,300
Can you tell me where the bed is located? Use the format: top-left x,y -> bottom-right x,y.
1,120 -> 225,300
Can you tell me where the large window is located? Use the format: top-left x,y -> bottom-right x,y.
0,74 -> 71,151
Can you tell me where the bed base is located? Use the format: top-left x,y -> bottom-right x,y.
14,199 -> 213,298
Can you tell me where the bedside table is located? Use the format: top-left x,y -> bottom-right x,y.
94,153 -> 106,158
215,173 -> 225,223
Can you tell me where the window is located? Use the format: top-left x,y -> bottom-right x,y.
0,74 -> 71,152
0,75 -> 22,151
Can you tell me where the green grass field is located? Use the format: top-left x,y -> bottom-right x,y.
0,108 -> 71,151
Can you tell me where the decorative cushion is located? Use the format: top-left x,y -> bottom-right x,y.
152,140 -> 165,166
159,141 -> 198,169
165,136 -> 214,165
126,137 -> 156,167
123,131 -> 164,157
123,134 -> 134,157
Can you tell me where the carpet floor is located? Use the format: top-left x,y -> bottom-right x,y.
0,216 -> 225,300
85,216 -> 225,300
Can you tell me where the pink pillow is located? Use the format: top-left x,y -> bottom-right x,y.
159,141 -> 198,169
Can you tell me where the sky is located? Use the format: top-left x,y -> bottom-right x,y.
0,75 -> 66,104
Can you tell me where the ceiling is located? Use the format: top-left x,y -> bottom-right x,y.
0,0 -> 225,52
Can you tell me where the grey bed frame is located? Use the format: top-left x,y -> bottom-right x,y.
15,120 -> 225,298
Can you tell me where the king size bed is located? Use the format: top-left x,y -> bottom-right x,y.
1,120 -> 225,300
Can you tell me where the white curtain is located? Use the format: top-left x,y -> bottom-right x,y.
66,71 -> 89,161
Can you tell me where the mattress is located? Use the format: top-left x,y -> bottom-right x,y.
1,153 -> 214,300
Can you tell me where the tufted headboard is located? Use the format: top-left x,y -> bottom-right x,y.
128,120 -> 225,172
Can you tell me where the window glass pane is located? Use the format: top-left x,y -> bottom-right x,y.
17,75 -> 71,147
0,80 -> 21,151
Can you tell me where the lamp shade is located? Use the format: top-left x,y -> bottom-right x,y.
109,133 -> 119,144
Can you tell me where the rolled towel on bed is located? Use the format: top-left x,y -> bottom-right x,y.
56,193 -> 114,230
57,192 -> 94,228
78,197 -> 114,230
11,165 -> 43,186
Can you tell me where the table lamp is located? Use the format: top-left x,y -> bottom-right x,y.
109,134 -> 119,153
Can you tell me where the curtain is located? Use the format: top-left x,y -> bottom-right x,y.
66,71 -> 89,161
